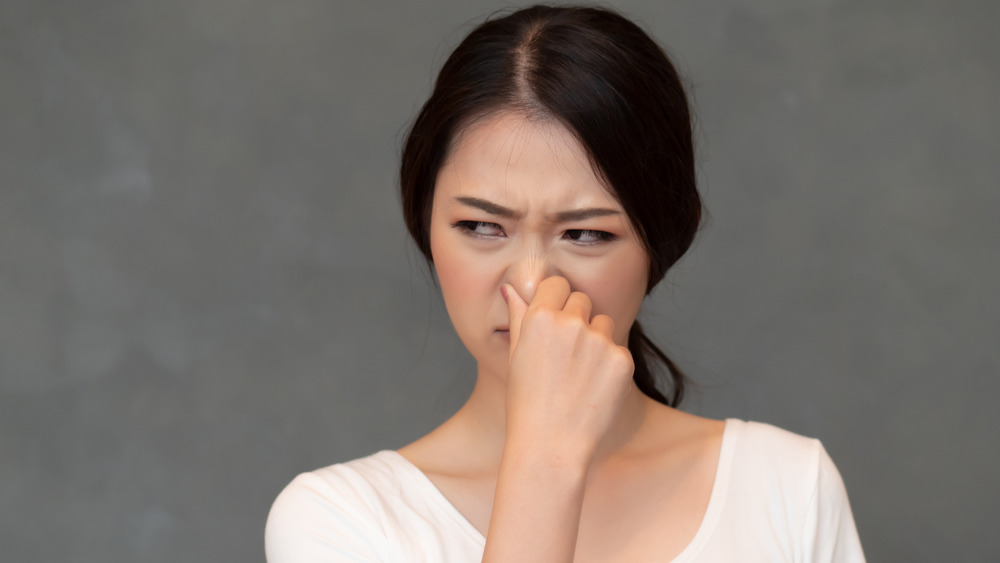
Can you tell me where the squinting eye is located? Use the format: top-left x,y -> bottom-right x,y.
452,221 -> 503,239
452,221 -> 617,246
566,229 -> 617,245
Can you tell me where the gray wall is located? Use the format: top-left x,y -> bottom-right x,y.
2,0 -> 997,561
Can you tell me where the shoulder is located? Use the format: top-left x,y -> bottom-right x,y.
265,450 -> 487,562
733,419 -> 821,453
725,419 -> 839,503
730,419 -> 825,469
716,419 -> 866,562
265,452 -> 402,562
267,451 -> 407,525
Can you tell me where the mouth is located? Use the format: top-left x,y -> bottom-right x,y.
495,328 -> 510,339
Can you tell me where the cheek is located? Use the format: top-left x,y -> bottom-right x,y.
564,255 -> 648,345
430,227 -> 491,326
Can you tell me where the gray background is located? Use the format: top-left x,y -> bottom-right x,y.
2,0 -> 997,561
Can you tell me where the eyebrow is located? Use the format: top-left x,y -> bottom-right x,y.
453,196 -> 620,223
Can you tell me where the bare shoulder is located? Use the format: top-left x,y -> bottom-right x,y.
395,417 -> 497,478
587,402 -> 725,487
396,433 -> 452,475
394,419 -> 498,535
634,401 -> 726,457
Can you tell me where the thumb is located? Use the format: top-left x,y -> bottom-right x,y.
502,283 -> 528,358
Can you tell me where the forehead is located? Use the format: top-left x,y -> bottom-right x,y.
433,112 -> 621,212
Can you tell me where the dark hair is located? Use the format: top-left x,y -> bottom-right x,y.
400,5 -> 700,407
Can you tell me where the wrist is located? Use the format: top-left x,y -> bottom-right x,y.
500,434 -> 595,476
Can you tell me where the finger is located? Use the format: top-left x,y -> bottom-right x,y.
528,276 -> 571,312
503,283 -> 528,358
590,314 -> 615,341
562,291 -> 592,322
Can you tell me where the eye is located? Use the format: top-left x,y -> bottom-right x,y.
566,229 -> 617,246
451,221 -> 617,246
452,220 -> 503,239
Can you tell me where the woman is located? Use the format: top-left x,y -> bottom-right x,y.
266,5 -> 865,562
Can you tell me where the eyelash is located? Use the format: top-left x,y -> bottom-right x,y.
451,221 -> 617,246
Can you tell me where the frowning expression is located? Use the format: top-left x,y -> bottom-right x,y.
429,112 -> 650,380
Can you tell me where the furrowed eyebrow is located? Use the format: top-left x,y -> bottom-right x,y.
453,196 -> 620,223
454,197 -> 519,218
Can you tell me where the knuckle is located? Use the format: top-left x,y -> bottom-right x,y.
614,350 -> 635,376
559,313 -> 587,333
526,305 -> 550,321
585,323 -> 607,341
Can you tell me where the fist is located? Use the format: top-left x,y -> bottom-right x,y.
502,276 -> 635,462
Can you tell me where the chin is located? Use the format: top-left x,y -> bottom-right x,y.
470,348 -> 509,379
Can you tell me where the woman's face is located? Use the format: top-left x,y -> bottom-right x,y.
429,112 -> 650,380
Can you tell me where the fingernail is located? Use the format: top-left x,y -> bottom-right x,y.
500,285 -> 508,303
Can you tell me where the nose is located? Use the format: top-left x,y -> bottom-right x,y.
504,243 -> 561,304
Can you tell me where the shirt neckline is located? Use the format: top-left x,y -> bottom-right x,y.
378,450 -> 487,545
379,417 -> 742,558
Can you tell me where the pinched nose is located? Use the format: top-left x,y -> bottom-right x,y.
502,247 -> 561,304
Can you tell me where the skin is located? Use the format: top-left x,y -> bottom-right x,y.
431,112 -> 648,388
397,111 -> 725,562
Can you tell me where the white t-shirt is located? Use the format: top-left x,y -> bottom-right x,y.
265,419 -> 866,562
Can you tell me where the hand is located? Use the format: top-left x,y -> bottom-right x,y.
502,276 -> 635,465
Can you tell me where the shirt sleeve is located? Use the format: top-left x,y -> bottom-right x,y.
799,443 -> 866,563
265,472 -> 388,563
